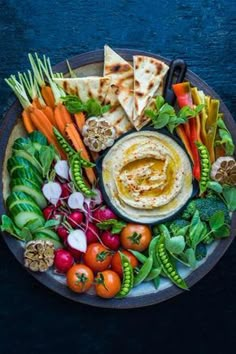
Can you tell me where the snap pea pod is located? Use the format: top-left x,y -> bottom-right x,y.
144,267 -> 162,282
148,236 -> 161,267
128,249 -> 147,264
53,128 -> 95,168
53,127 -> 76,157
116,252 -> 134,298
196,142 -> 211,195
156,236 -> 188,290
70,155 -> 95,197
153,276 -> 160,289
148,236 -> 164,285
133,256 -> 153,287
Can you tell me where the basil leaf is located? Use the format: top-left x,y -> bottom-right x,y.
97,219 -> 126,234
101,105 -> 111,114
209,211 -> 225,231
165,235 -> 185,255
153,113 -> 170,129
0,215 -> 26,240
213,225 -> 230,238
145,109 -> 157,119
184,248 -> 197,268
155,96 -> 165,110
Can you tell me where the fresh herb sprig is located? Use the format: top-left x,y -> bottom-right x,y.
97,219 -> 126,234
145,96 -> 204,133
215,118 -> 235,155
62,95 -> 110,117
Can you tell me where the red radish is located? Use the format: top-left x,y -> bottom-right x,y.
67,211 -> 84,228
54,249 -> 74,273
43,205 -> 55,220
54,160 -> 70,180
57,225 -> 69,242
93,206 -> 117,222
86,223 -> 99,244
68,192 -> 85,210
61,183 -> 71,199
42,181 -> 62,206
66,245 -> 82,260
67,229 -> 87,253
100,230 -> 120,251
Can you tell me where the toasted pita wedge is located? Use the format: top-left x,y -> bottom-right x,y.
133,56 -> 169,117
102,105 -> 133,137
54,77 -> 110,103
103,45 -> 133,89
112,85 -> 134,123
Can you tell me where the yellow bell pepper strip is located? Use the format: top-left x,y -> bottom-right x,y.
172,82 -> 201,180
205,99 -> 220,163
191,88 -> 207,145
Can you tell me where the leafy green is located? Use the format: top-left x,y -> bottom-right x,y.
207,181 -> 223,193
209,211 -> 225,231
97,219 -> 126,234
222,185 -> 236,212
62,95 -> 110,117
0,215 -> 30,241
38,145 -> 55,177
145,95 -> 204,133
188,211 -> 207,249
215,118 -> 235,155
184,248 -> 197,268
165,235 -> 185,255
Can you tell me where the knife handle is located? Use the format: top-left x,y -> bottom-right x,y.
163,59 -> 187,105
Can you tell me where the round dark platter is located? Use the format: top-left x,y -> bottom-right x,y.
0,49 -> 235,309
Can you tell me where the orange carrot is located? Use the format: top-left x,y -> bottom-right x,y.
65,123 -> 96,185
90,151 -> 99,162
32,97 -> 43,109
41,86 -> 55,109
58,103 -> 73,125
30,108 -> 66,159
22,109 -> 35,133
74,112 -> 86,133
42,106 -> 57,127
54,103 -> 73,135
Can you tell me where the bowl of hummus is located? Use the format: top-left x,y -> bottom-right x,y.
97,129 -> 196,224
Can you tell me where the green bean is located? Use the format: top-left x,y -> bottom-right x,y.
156,236 -> 188,290
116,252 -> 134,298
133,256 -> 153,287
70,155 -> 95,197
128,249 -> 147,264
53,127 -> 76,157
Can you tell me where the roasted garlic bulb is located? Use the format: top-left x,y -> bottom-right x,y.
82,117 -> 116,152
24,240 -> 55,272
211,156 -> 236,186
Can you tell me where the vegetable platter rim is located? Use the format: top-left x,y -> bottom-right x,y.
0,48 -> 235,309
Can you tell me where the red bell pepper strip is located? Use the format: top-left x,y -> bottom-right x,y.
172,82 -> 201,180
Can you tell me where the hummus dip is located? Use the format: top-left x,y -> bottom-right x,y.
102,131 -> 193,223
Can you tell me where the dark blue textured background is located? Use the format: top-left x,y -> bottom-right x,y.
0,1 -> 236,353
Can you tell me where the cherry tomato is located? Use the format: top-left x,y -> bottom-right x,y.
83,243 -> 112,272
120,223 -> 152,251
95,270 -> 121,298
111,250 -> 138,277
67,264 -> 94,293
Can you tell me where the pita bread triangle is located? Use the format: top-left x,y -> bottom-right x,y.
53,76 -> 110,103
133,55 -> 169,117
103,45 -> 133,89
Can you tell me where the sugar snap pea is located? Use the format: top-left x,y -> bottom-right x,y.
144,267 -> 162,282
148,236 -> 161,267
196,142 -> 211,195
156,236 -> 188,290
116,252 -> 134,298
53,128 -> 76,157
133,256 -> 153,287
128,249 -> 147,264
70,155 -> 95,197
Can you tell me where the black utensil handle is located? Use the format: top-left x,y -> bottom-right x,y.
164,59 -> 187,105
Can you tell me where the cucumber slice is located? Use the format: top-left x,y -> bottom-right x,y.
11,169 -> 43,185
7,156 -> 39,176
10,178 -> 47,209
6,192 -> 42,213
34,232 -> 62,249
10,204 -> 44,230
13,150 -> 43,174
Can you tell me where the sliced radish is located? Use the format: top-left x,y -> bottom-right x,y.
91,188 -> 103,206
68,192 -> 85,210
67,229 -> 87,253
54,160 -> 69,180
42,182 -> 62,206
